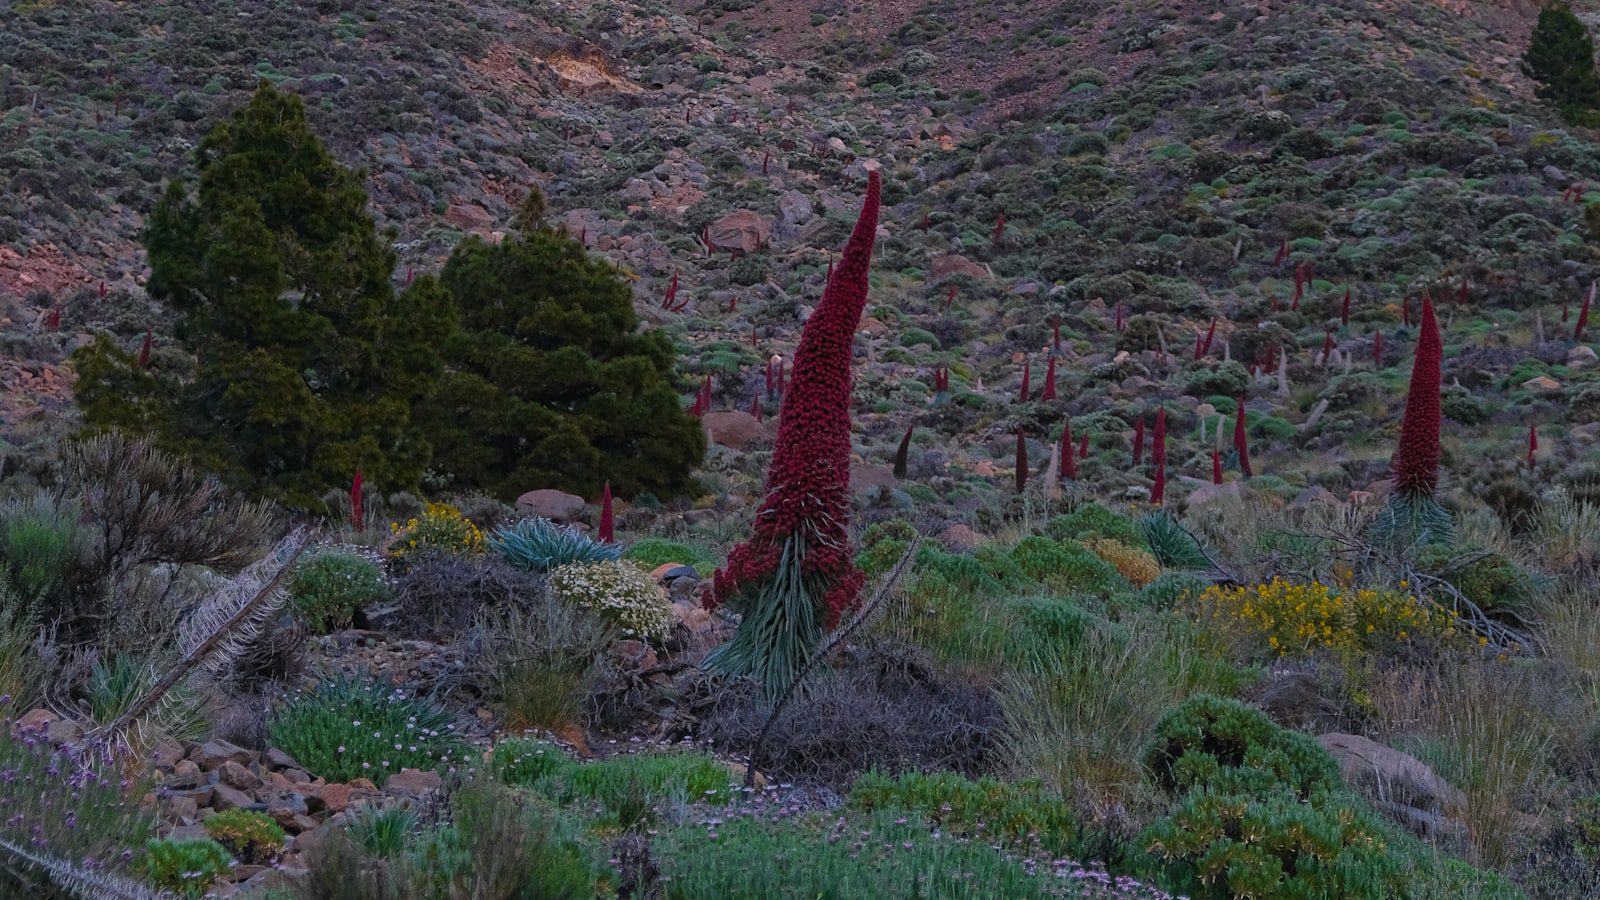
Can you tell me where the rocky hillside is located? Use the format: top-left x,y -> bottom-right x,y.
4,0 -> 1600,519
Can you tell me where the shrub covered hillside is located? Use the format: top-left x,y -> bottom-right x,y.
5,0 -> 1600,898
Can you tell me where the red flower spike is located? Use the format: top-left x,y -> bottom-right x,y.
597,482 -> 615,544
765,359 -> 775,398
138,327 -> 152,369
1132,417 -> 1145,466
704,171 -> 880,630
1061,422 -> 1077,480
1392,294 -> 1442,498
1211,448 -> 1224,485
1373,331 -> 1384,366
1193,334 -> 1204,360
945,284 -> 957,310
1152,459 -> 1166,506
47,306 -> 60,331
893,425 -> 914,479
1527,424 -> 1538,472
762,151 -> 770,176
1114,302 -> 1125,333
98,280 -> 108,299
1019,360 -> 1031,402
1456,275 -> 1468,307
1577,282 -> 1593,342
1015,428 -> 1028,493
1273,237 -> 1288,267
1052,320 -> 1062,352
992,212 -> 1006,248
350,470 -> 365,532
1321,329 -> 1334,363
1078,431 -> 1089,459
1152,407 -> 1167,468
1198,318 -> 1216,359
1041,356 -> 1057,401
751,392 -> 764,423
1234,398 -> 1253,477
1340,286 -> 1351,326
920,212 -> 931,231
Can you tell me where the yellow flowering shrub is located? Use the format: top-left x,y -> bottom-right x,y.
549,560 -> 675,641
388,502 -> 485,558
1084,538 -> 1161,587
1186,578 -> 1463,660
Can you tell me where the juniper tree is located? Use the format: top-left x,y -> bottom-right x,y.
72,83 -> 450,507
421,194 -> 704,502
1523,1 -> 1600,125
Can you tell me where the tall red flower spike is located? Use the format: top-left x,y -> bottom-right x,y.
1079,430 -> 1089,459
1577,282 -> 1593,342
1392,294 -> 1442,498
1014,428 -> 1028,494
1052,320 -> 1062,352
1321,329 -> 1334,364
1197,318 -> 1216,359
945,284 -> 957,310
1152,459 -> 1166,506
1402,296 -> 1412,327
1061,422 -> 1078,480
138,327 -> 152,369
1114,302 -> 1125,333
1527,424 -> 1538,472
1152,407 -> 1167,468
765,358 -> 775,398
47,306 -> 60,331
1040,356 -> 1057,401
597,481 -> 615,544
1273,237 -> 1288,267
1340,286 -> 1351,326
762,151 -> 771,176
1456,275 -> 1468,307
1234,398 -> 1253,477
1373,330 -> 1384,367
1211,448 -> 1224,485
704,171 -> 880,632
98,280 -> 108,299
893,425 -> 914,479
750,392 -> 764,423
1132,417 -> 1145,466
1018,360 -> 1031,402
992,212 -> 1006,247
350,470 -> 364,532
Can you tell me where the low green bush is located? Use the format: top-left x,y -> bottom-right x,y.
266,680 -> 469,786
491,739 -> 737,822
203,809 -> 285,864
848,770 -> 1079,855
1045,503 -> 1146,547
137,838 -> 232,898
289,550 -> 389,633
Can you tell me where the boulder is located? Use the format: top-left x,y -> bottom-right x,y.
210,782 -> 257,812
443,202 -> 495,232
1317,732 -> 1466,839
938,524 -> 984,554
1521,375 -> 1562,392
1569,345 -> 1598,371
218,760 -> 264,792
515,489 -> 586,523
383,768 -> 443,798
705,210 -> 771,254
776,189 -> 813,234
191,739 -> 255,771
930,254 -> 989,280
13,708 -> 83,745
1183,480 -> 1255,512
850,462 -> 898,497
702,410 -> 766,450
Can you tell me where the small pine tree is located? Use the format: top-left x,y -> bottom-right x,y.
73,83 -> 450,507
1523,1 -> 1600,124
421,195 -> 704,501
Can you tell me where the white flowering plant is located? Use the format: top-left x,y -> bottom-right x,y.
548,560 -> 675,642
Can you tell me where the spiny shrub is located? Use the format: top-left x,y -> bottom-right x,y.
848,770 -> 1080,855
388,502 -> 484,560
136,838 -> 232,898
491,516 -> 620,574
266,680 -> 469,786
289,549 -> 389,633
548,560 -> 674,641
1084,538 -> 1161,587
203,809 -> 285,864
1139,511 -> 1212,570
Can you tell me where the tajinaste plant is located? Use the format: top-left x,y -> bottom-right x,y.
1577,281 -> 1593,342
1041,356 -> 1057,401
1527,424 -> 1538,472
1061,422 -> 1077,481
702,172 -> 881,699
1376,293 -> 1450,545
1233,398 -> 1252,477
1015,428 -> 1028,494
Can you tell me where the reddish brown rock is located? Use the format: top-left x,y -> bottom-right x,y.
705,210 -> 771,254
702,410 -> 766,450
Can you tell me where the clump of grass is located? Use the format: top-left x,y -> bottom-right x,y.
266,680 -> 469,786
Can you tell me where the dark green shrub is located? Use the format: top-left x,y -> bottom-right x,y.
1045,503 -> 1146,547
288,550 -> 389,633
1009,537 -> 1128,596
137,838 -> 232,898
266,680 -> 469,786
1145,695 -> 1338,799
1181,359 -> 1249,398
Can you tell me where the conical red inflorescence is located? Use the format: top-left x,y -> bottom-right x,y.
1211,448 -> 1223,485
992,212 -> 1006,247
597,482 -> 615,543
1078,430 -> 1089,459
1061,422 -> 1077,480
1152,459 -> 1166,506
350,470 -> 364,532
138,327 -> 152,369
1052,320 -> 1062,352
751,392 -> 764,423
47,306 -> 60,331
1527,424 -> 1538,472
1234,397 -> 1253,477
1273,237 -> 1288,266
1392,293 -> 1443,498
1321,329 -> 1334,364
1373,331 -> 1384,367
1041,356 -> 1057,401
893,425 -> 914,479
1015,428 -> 1028,494
1018,360 -> 1031,402
704,171 -> 880,629
1132,417 -> 1145,466
1152,407 -> 1167,467
1197,318 -> 1216,359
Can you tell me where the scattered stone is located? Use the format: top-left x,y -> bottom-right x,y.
702,410 -> 766,450
383,768 -> 443,798
930,254 -> 989,280
514,488 -> 587,523
1521,374 -> 1561,392
218,760 -> 265,792
705,210 -> 771,254
13,708 -> 84,745
1317,732 -> 1466,839
210,783 -> 257,812
191,739 -> 255,771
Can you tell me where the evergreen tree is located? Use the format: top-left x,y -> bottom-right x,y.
73,84 -> 450,507
1523,1 -> 1600,124
423,199 -> 704,501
